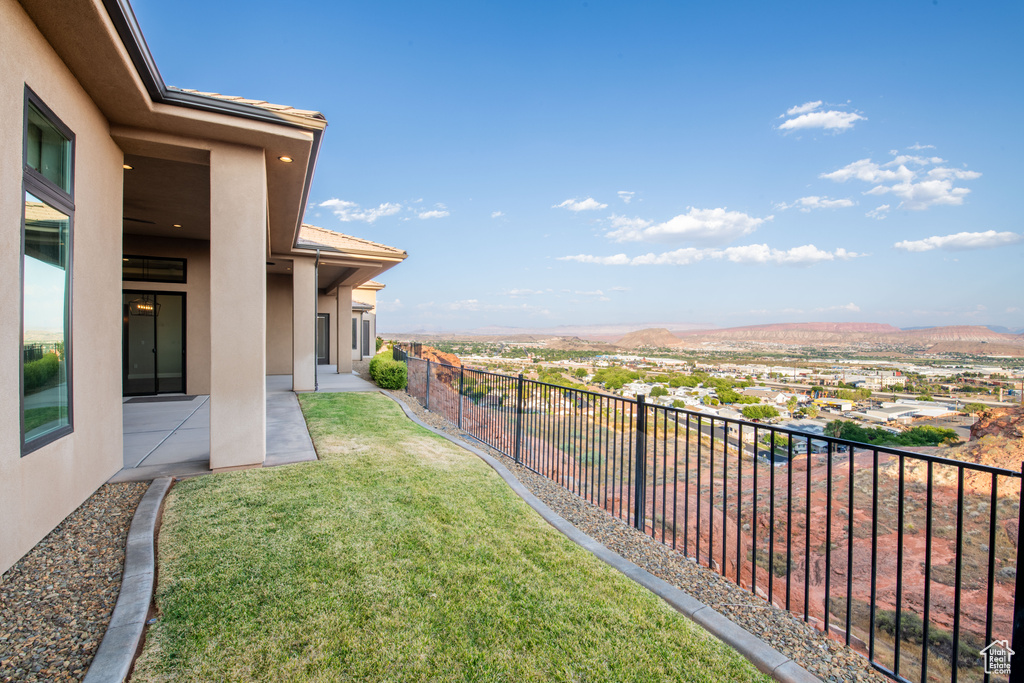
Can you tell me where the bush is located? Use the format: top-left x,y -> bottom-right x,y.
375,336 -> 384,353
369,351 -> 407,390
24,353 -> 60,392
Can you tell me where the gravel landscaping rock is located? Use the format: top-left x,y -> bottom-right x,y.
385,389 -> 889,683
0,482 -> 149,682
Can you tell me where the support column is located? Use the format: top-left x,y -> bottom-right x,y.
291,257 -> 316,391
336,285 -> 353,373
209,143 -> 266,469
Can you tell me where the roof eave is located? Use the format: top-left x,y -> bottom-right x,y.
99,0 -> 326,240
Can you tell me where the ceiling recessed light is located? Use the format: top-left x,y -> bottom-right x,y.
123,164 -> 133,170
278,156 -> 293,163
286,267 -> 291,271
172,224 -> 182,228
122,258 -> 129,261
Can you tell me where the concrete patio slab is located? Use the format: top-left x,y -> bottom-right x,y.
312,366 -> 377,392
137,428 -> 210,466
111,375 -> 328,482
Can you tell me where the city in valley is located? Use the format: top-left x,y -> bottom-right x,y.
387,321 -> 1024,444
384,321 -> 1023,681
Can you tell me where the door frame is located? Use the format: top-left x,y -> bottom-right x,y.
122,289 -> 187,396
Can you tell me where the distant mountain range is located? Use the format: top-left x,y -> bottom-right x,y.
383,321 -> 1024,356
405,322 -> 717,342
615,323 -> 1024,355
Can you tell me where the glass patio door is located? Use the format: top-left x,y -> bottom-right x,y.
123,291 -> 185,395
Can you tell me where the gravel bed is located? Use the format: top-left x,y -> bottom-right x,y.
385,389 -> 888,683
0,482 -> 149,682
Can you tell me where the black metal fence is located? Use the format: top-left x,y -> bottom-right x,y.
399,353 -> 1022,683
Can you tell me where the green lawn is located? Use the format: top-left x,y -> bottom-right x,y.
132,392 -> 769,682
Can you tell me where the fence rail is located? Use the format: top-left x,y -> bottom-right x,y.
395,349 -> 1022,683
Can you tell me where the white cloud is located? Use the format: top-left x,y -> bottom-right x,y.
504,288 -> 545,298
606,207 -> 769,244
775,196 -> 855,212
822,151 -> 980,210
909,143 -> 936,150
883,154 -> 944,167
894,230 -> 1024,252
867,179 -> 971,210
419,299 -> 554,317
719,243 -> 855,265
559,243 -> 859,267
553,197 -> 608,212
418,209 -> 450,219
866,204 -> 890,220
319,198 -> 403,223
376,298 -> 403,312
779,103 -> 865,132
820,159 -> 912,184
786,100 -> 823,116
559,253 -> 633,265
609,286 -> 630,292
491,211 -> 505,218
814,302 -> 861,313
606,214 -> 653,236
617,191 -> 635,204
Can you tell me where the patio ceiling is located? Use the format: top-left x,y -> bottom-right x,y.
122,153 -> 210,241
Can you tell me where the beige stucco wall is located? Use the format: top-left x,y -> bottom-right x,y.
352,287 -> 377,308
0,0 -> 124,573
266,273 -> 292,375
122,235 -> 212,393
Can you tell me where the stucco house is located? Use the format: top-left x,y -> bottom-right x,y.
1,0 -> 405,574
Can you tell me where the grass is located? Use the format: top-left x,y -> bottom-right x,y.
132,392 -> 770,682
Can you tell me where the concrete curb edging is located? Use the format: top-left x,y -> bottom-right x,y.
383,391 -> 821,683
84,477 -> 173,683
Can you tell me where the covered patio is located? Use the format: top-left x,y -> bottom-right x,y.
111,371 -> 377,482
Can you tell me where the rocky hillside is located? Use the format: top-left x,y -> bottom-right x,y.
616,328 -> 682,348
954,404 -> 1024,472
672,322 -> 901,345
664,322 -> 1024,350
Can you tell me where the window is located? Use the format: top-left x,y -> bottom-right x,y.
122,255 -> 186,283
21,89 -> 74,454
352,318 -> 358,350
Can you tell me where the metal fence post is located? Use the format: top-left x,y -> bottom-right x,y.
458,365 -> 465,429
633,394 -> 647,531
514,373 -> 524,465
425,359 -> 431,411
1011,461 -> 1024,683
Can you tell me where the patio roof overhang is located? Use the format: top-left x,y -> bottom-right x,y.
19,0 -> 327,251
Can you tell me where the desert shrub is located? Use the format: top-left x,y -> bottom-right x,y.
369,351 -> 407,390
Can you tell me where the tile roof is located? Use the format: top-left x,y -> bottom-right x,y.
297,224 -> 406,257
168,87 -> 325,121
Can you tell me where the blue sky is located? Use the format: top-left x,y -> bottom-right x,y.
133,0 -> 1023,333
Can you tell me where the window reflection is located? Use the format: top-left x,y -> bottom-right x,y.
23,192 -> 70,442
26,104 -> 71,193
